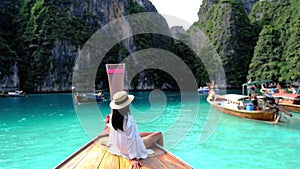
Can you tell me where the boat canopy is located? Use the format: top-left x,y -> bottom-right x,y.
242,80 -> 273,87
242,80 -> 273,95
222,94 -> 249,102
291,81 -> 300,87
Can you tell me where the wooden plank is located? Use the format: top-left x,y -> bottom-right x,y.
142,155 -> 170,169
58,141 -> 99,169
119,156 -> 132,169
74,142 -> 108,169
147,145 -> 191,169
98,149 -> 120,169
138,145 -> 170,169
148,145 -> 165,157
55,134 -> 109,169
157,151 -> 191,169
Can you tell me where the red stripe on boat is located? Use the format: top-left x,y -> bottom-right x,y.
106,69 -> 125,74
273,93 -> 300,98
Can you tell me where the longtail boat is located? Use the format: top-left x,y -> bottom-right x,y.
58,63 -> 193,168
272,93 -> 300,113
55,131 -> 192,169
207,94 -> 284,124
0,90 -> 26,97
73,90 -> 105,105
270,81 -> 300,113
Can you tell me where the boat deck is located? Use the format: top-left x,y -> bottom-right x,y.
55,134 -> 192,169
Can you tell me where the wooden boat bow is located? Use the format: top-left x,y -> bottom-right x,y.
55,132 -> 193,169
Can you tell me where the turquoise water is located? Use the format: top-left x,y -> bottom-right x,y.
1,91 -> 300,169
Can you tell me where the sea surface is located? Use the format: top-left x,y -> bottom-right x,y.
1,90 -> 300,169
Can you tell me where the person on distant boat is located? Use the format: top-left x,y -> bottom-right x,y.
74,92 -> 79,105
208,88 -> 216,101
260,83 -> 267,93
106,91 -> 163,169
250,86 -> 257,96
247,79 -> 252,96
250,87 -> 259,110
288,86 -> 297,94
276,84 -> 286,94
211,80 -> 216,88
257,96 -> 266,110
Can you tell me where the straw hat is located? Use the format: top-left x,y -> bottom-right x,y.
109,91 -> 134,109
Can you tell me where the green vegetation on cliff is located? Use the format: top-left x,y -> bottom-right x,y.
1,0 -> 110,91
1,0 -> 299,91
0,1 -> 19,78
192,0 -> 257,87
192,0 -> 299,86
17,0 -> 99,91
248,0 -> 300,83
1,0 -> 178,91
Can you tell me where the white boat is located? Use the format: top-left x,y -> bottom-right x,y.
74,90 -> 105,104
7,91 -> 26,97
198,86 -> 219,93
198,86 -> 209,93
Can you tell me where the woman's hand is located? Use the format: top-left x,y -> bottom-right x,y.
131,159 -> 142,169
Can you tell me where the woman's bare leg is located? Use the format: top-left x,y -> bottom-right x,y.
141,132 -> 163,148
139,132 -> 152,137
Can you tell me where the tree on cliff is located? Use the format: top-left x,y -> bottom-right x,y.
248,0 -> 300,83
191,0 -> 256,87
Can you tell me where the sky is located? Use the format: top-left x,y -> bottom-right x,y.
150,0 -> 203,29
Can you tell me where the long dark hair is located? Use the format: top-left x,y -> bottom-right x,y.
111,109 -> 125,131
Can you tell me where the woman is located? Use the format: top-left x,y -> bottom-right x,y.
106,91 -> 163,169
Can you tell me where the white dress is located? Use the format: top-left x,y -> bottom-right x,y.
106,114 -> 154,159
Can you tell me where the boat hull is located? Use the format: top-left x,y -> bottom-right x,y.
75,93 -> 104,104
207,98 -> 277,122
0,91 -> 26,97
279,103 -> 300,113
77,96 -> 102,103
272,93 -> 300,113
7,94 -> 26,97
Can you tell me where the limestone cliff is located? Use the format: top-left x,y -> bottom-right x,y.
170,26 -> 186,39
192,0 -> 257,87
241,0 -> 259,15
1,0 -> 170,92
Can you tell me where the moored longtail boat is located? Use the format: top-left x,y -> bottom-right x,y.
74,90 -> 105,104
207,94 -> 283,123
272,93 -> 300,113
